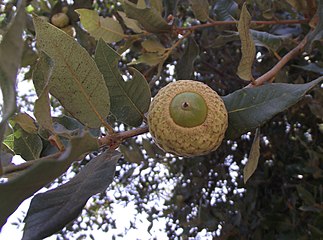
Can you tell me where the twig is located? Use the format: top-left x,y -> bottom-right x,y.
169,30 -> 192,50
149,31 -> 192,88
177,19 -> 309,32
247,37 -> 308,87
98,125 -> 149,148
149,62 -> 164,88
102,122 -> 115,134
118,125 -> 149,140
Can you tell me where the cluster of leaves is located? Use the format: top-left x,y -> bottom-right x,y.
0,0 -> 322,239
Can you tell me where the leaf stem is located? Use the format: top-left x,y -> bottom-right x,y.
247,36 -> 308,87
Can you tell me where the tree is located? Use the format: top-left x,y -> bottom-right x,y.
0,0 -> 322,239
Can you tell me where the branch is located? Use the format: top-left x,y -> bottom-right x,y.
118,125 -> 149,140
247,37 -> 308,87
177,19 -> 309,32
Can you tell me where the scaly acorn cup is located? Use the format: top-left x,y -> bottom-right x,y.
147,80 -> 228,157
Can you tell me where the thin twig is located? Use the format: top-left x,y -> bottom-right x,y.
177,19 -> 309,32
247,37 -> 308,87
118,125 -> 149,141
149,31 -> 192,88
98,125 -> 149,148
149,62 -> 164,88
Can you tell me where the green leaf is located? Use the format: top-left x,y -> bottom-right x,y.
296,185 -> 316,205
142,38 -> 166,54
32,51 -> 53,96
237,3 -> 256,81
223,77 -> 323,139
11,113 -> 38,134
292,62 -> 323,74
137,0 -> 146,9
308,224 -> 323,237
12,126 -> 42,161
213,0 -> 237,21
119,140 -> 145,164
123,0 -> 171,33
176,38 -> 199,80
0,0 -> 26,143
130,52 -> 166,66
244,128 -> 260,184
0,132 -> 98,229
22,150 -> 121,240
76,9 -> 125,43
95,39 -> 151,127
190,0 -> 209,22
250,29 -> 291,51
117,36 -> 139,54
142,138 -> 165,158
211,30 -> 291,51
285,0 -> 307,12
21,40 -> 38,68
118,11 -> 144,33
3,134 -> 15,152
52,115 -> 101,138
34,86 -> 54,132
307,0 -> 323,51
33,15 -> 110,128
33,53 -> 54,132
0,150 -> 13,168
210,33 -> 240,48
150,0 -> 164,15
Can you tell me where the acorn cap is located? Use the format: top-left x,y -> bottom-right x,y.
147,80 -> 228,157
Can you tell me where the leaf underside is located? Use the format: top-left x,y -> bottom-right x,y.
0,132 -> 98,229
33,15 -> 110,128
237,3 -> 256,81
244,128 -> 260,183
22,150 -> 121,240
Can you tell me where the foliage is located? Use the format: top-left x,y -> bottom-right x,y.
0,0 -> 322,239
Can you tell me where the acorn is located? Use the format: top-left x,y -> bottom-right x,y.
51,12 -> 69,28
147,80 -> 228,157
61,25 -> 76,37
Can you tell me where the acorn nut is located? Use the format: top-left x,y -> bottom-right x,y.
147,80 -> 228,157
61,25 -> 76,37
51,12 -> 69,28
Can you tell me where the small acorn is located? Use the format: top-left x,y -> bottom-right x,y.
51,12 -> 69,28
147,80 -> 228,157
62,6 -> 69,14
61,25 -> 76,37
